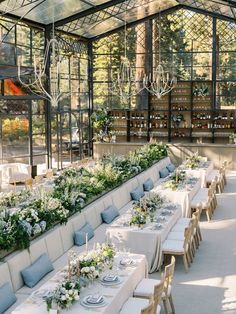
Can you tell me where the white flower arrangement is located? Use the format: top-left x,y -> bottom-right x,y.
45,279 -> 80,311
80,265 -> 100,280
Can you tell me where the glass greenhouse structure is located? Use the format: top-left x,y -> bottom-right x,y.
0,0 -> 235,170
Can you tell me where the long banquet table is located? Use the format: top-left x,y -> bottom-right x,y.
106,204 -> 181,273
12,253 -> 147,314
152,177 -> 201,218
180,160 -> 214,188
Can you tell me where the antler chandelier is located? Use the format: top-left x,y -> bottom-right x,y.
18,27 -> 64,107
111,5 -> 142,103
143,10 -> 176,98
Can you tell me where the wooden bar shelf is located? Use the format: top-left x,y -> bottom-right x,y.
108,80 -> 236,143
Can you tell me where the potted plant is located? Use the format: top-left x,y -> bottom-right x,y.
91,108 -> 113,142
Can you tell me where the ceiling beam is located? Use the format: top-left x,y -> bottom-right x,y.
52,0 -> 127,28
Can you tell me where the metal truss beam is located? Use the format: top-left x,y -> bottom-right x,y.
53,0 -> 127,28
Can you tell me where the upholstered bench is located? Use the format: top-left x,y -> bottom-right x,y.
0,157 -> 173,313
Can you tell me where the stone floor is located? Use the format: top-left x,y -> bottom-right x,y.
150,172 -> 236,314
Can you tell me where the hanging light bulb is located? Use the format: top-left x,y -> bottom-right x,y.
143,9 -> 176,98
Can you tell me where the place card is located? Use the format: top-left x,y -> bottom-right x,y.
49,310 -> 58,314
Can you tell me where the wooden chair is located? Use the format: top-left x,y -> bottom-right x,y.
206,167 -> 225,193
209,178 -> 217,210
45,169 -> 53,178
191,186 -> 213,222
153,279 -> 165,314
25,178 -> 33,190
134,256 -> 175,314
191,208 -> 201,247
34,175 -> 43,184
141,301 -> 155,314
119,296 -> 152,314
162,227 -> 192,272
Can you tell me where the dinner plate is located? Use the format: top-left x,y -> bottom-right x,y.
31,289 -> 50,299
119,258 -> 136,267
100,275 -> 121,286
86,295 -> 104,304
81,296 -> 107,308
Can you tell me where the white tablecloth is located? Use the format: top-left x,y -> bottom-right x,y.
12,253 -> 147,314
106,206 -> 181,273
182,161 -> 214,188
153,179 -> 201,218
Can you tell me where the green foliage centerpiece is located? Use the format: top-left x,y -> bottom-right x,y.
130,193 -> 165,226
185,153 -> 201,169
165,170 -> 186,191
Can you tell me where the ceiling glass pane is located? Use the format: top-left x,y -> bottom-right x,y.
113,0 -> 178,23
0,0 -> 92,24
0,0 -> 235,38
59,0 -> 178,38
177,0 -> 235,19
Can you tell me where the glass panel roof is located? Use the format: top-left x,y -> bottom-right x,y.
59,0 -> 179,38
0,0 -> 235,37
0,0 -> 111,24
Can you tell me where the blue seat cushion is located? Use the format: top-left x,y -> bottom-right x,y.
21,253 -> 54,288
0,282 -> 17,313
159,167 -> 169,178
74,223 -> 94,246
101,205 -> 120,224
143,178 -> 154,192
130,186 -> 145,201
167,163 -> 176,173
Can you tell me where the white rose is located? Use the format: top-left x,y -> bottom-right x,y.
61,296 -> 66,301
90,266 -> 95,272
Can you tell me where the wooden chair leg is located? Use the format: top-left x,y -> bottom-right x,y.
188,246 -> 194,263
197,226 -> 202,241
169,294 -> 175,314
163,298 -> 169,314
194,233 -> 199,249
191,240 -> 196,257
183,254 -> 189,273
206,208 -> 211,222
